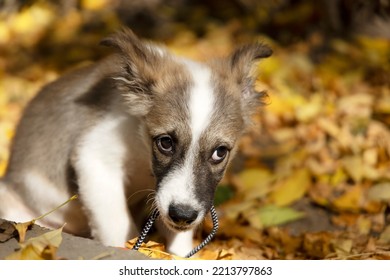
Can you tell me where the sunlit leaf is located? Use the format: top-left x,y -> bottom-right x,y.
333,238 -> 353,258
368,182 -> 390,201
342,156 -> 364,183
250,205 -> 305,228
12,220 -> 35,243
232,168 -> 273,200
125,238 -> 189,260
6,225 -> 64,260
270,168 -> 311,206
379,226 -> 390,245
332,185 -> 362,212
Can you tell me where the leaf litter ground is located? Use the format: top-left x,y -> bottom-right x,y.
0,2 -> 389,260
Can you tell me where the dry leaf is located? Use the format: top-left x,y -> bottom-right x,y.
333,238 -> 353,258
332,185 -> 363,212
368,182 -> 390,201
232,168 -> 273,199
125,238 -> 188,260
1,5 -> 390,260
342,156 -> 364,183
8,195 -> 78,243
12,220 -> 35,243
270,168 -> 311,206
378,226 -> 390,245
6,225 -> 64,260
250,205 -> 305,228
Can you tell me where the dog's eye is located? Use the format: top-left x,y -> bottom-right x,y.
210,146 -> 228,164
156,135 -> 174,155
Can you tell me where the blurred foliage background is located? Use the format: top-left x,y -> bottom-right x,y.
0,0 -> 390,259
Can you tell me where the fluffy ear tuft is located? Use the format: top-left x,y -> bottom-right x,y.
229,43 -> 272,125
100,28 -> 150,64
230,43 -> 272,69
101,28 -> 167,116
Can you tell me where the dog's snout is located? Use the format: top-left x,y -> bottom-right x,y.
168,204 -> 198,225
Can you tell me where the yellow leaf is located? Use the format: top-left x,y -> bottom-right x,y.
330,167 -> 348,186
357,216 -> 371,235
342,156 -> 364,183
223,200 -> 256,220
12,220 -> 34,243
10,4 -> 54,47
6,226 -> 64,260
0,160 -> 7,177
125,239 -> 189,260
0,22 -> 10,44
295,93 -> 323,122
81,0 -> 110,10
196,248 -> 233,260
368,182 -> 390,201
270,168 -> 311,206
333,238 -> 353,258
332,185 -> 362,212
379,225 -> 390,245
249,205 -> 305,228
216,249 -> 233,260
11,195 -> 77,243
232,168 -> 273,200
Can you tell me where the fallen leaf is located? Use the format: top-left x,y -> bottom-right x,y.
81,0 -> 111,11
368,182 -> 390,201
6,225 -> 64,260
249,205 -> 305,228
357,216 -> 371,235
221,199 -> 256,221
12,220 -> 35,243
125,238 -> 189,260
332,185 -> 363,212
303,232 -> 333,259
378,226 -> 390,245
295,93 -> 323,122
270,168 -> 311,206
333,238 -> 353,258
9,194 -> 78,243
342,155 -> 364,183
232,168 -> 273,200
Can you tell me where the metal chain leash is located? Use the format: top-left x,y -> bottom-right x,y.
132,205 -> 219,258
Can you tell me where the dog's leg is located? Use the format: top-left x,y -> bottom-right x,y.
155,219 -> 194,256
76,164 -> 136,247
166,230 -> 194,257
73,116 -> 137,247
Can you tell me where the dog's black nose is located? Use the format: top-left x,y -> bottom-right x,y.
168,204 -> 198,225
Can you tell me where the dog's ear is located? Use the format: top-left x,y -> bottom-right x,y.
228,43 -> 272,125
101,28 -> 167,116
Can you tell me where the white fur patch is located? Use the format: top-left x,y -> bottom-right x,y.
166,229 -> 195,257
187,62 -> 215,141
74,114 -> 138,247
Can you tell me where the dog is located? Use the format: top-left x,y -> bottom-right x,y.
0,28 -> 271,257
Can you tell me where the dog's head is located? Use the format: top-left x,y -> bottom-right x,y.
102,28 -> 272,231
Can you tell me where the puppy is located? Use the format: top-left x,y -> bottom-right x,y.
0,28 -> 271,256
